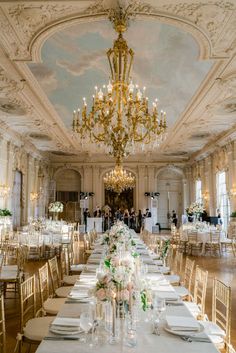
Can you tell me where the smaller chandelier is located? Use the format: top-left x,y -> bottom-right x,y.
104,163 -> 135,194
0,184 -> 10,198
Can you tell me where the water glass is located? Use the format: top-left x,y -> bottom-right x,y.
80,311 -> 93,343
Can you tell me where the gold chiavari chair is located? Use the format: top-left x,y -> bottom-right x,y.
48,256 -> 72,298
174,257 -> 195,300
0,295 -> 6,353
200,278 -> 231,350
38,263 -> 65,315
14,275 -> 55,353
227,344 -> 236,353
186,231 -> 202,256
59,248 -> 80,285
185,265 -> 208,319
205,231 -> 222,256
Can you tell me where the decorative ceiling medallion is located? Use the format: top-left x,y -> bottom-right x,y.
0,98 -> 26,115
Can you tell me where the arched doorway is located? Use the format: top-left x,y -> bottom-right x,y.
105,189 -> 134,213
156,168 -> 183,229
12,170 -> 22,229
55,169 -> 81,222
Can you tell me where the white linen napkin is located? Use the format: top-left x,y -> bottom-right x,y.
52,317 -> 80,328
154,291 -> 179,301
166,315 -> 200,331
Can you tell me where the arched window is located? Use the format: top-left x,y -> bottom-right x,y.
216,171 -> 230,229
195,180 -> 202,203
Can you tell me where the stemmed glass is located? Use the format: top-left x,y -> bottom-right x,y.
80,311 -> 93,343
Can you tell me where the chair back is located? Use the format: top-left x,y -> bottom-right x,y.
173,251 -> 183,275
212,278 -> 231,347
193,266 -> 208,318
48,256 -> 61,293
0,295 -> 6,353
211,231 -> 220,243
183,257 -> 195,293
38,263 -> 51,306
187,231 -> 198,243
60,248 -> 70,278
20,275 -> 36,332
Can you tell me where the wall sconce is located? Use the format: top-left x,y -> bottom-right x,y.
144,192 -> 160,199
30,192 -> 39,202
203,191 -> 209,201
230,187 -> 236,197
30,187 -> 43,202
80,192 -> 95,200
0,184 -> 10,198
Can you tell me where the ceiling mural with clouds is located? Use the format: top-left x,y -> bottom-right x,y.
28,19 -> 213,129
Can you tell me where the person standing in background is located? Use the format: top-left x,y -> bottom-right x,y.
94,205 -> 101,217
137,209 -> 143,232
172,210 -> 177,227
130,207 -> 136,229
217,208 -> 223,225
83,208 -> 90,231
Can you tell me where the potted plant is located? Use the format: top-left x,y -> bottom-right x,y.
230,211 -> 236,222
0,208 -> 12,226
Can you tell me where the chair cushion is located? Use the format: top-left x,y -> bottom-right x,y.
200,321 -> 225,337
43,298 -> 66,315
23,316 -> 55,341
63,275 -> 80,285
55,286 -> 73,298
184,302 -> 201,318
164,274 -> 180,285
174,286 -> 189,298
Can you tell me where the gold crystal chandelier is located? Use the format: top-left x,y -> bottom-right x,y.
72,6 -> 167,160
104,159 -> 135,194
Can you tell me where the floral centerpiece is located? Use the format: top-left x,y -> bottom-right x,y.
186,202 -> 205,219
48,201 -> 63,220
48,201 -> 63,213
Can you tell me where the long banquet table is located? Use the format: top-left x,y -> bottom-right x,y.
36,231 -> 219,353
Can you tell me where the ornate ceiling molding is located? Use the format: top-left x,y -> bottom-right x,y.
2,1 -> 233,62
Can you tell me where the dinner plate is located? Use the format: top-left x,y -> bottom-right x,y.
164,322 -> 204,336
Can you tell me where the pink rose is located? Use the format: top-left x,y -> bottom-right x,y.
96,288 -> 106,301
117,289 -> 129,301
112,257 -> 120,266
127,282 -> 134,291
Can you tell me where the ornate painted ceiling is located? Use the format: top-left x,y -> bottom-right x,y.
0,0 -> 236,164
28,19 -> 212,128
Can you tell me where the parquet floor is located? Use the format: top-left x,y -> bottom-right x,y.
4,241 -> 236,353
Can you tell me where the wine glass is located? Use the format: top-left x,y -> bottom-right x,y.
80,311 -> 93,343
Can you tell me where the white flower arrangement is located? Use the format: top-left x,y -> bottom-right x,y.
186,202 -> 205,216
48,201 -> 64,213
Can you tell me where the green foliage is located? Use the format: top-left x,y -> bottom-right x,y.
104,259 -> 111,268
140,290 -> 148,311
0,209 -> 12,216
161,239 -> 170,259
230,211 -> 236,217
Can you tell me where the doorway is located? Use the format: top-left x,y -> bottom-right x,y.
12,170 -> 22,229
